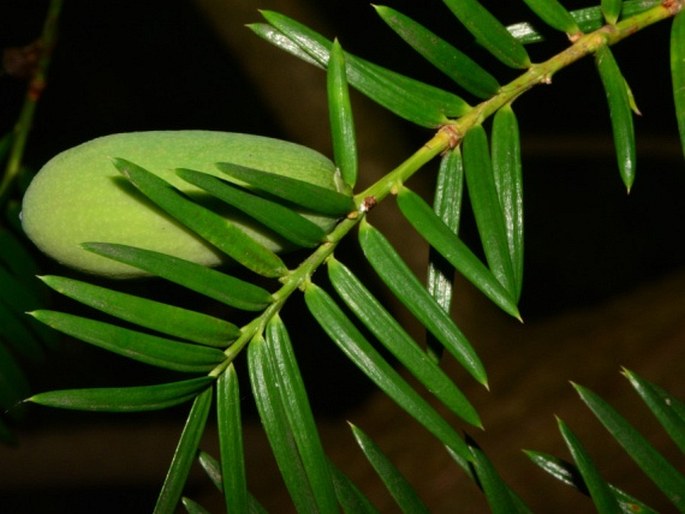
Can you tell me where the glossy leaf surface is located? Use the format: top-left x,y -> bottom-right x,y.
328,257 -> 481,427
328,39 -> 358,187
113,158 -> 287,277
216,162 -> 353,216
397,187 -> 519,319
463,125 -> 517,298
217,365 -> 248,514
557,418 -> 622,513
154,387 -> 213,514
351,424 -> 430,514
254,11 -> 471,127
27,376 -> 214,412
574,383 -> 685,509
595,46 -> 636,191
442,0 -> 531,68
521,0 -> 580,34
304,282 -> 472,471
602,0 -> 622,24
39,275 -> 239,347
248,334 -> 319,513
358,220 -> 488,386
83,243 -> 272,311
491,105 -> 524,301
177,168 -> 326,248
374,5 -> 499,98
30,310 -> 226,373
468,444 -> 524,514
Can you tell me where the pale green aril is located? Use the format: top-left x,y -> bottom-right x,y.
21,131 -> 347,278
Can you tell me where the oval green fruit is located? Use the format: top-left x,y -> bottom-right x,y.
21,131 -> 344,278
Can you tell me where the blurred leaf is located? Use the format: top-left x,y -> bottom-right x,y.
265,315 -> 338,512
84,243 -> 272,311
672,10 -> 685,160
0,417 -> 16,445
154,387 -> 213,514
39,275 -> 239,347
524,450 -> 657,513
373,5 -> 499,98
358,220 -> 488,386
253,11 -> 471,127
329,462 -> 380,514
557,418 -> 622,513
328,39 -> 358,188
328,257 -> 481,427
521,0 -> 580,34
113,158 -> 287,278
426,149 -> 463,361
217,365 -> 248,514
0,228 -> 39,284
216,162 -> 354,217
574,383 -> 685,510
248,334 -> 319,513
491,105 -> 524,301
0,132 -> 12,162
0,300 -> 44,362
507,1 -> 661,44
442,0 -> 531,68
595,46 -> 637,192
463,125 -> 518,298
350,423 -> 430,514
30,310 -> 226,373
304,281 -> 473,472
396,187 -> 520,319
623,368 -> 685,454
177,168 -> 326,248
27,376 -> 214,412
0,343 -> 30,411
181,497 -> 210,514
602,0 -> 622,24
468,443 -> 529,514
0,264 -> 43,315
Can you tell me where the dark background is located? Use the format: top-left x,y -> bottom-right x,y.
1,1 -> 684,512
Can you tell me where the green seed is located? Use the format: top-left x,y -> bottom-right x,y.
21,131 -> 343,278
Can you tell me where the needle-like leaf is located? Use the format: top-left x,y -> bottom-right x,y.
248,334 -> 319,513
217,365 -> 248,514
524,450 -> 657,513
672,10 -> 685,160
328,39 -> 358,188
29,310 -> 226,373
265,315 -> 338,512
491,105 -> 524,301
329,462 -> 380,514
177,168 -> 326,248
112,158 -> 288,278
574,382 -> 685,510
463,125 -> 518,298
27,376 -> 214,412
154,387 -> 213,514
622,368 -> 685,454
181,497 -> 211,514
521,0 -> 580,34
595,46 -> 637,192
216,162 -> 354,217
38,275 -> 239,347
358,219 -> 488,386
602,0 -> 623,24
557,418 -> 622,513
373,5 -> 499,98
442,0 -> 531,68
252,11 -> 471,127
304,282 -> 473,472
328,257 -> 481,427
397,187 -> 520,319
350,423 -> 431,514
83,243 -> 272,312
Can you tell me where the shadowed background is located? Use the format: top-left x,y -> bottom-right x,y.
1,1 -> 684,512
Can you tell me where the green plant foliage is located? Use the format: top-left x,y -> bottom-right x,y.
672,10 -> 685,159
350,423 -> 431,514
594,46 -> 637,191
11,0 -> 685,511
